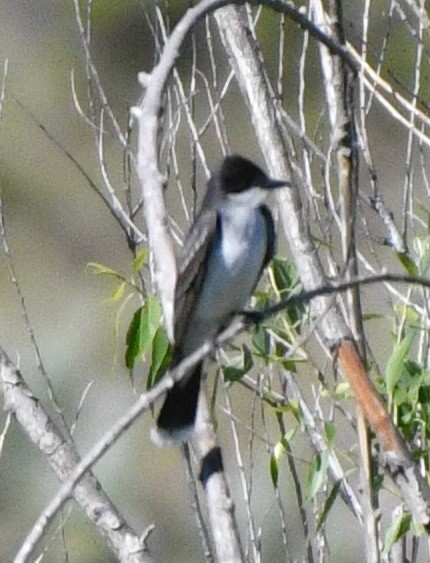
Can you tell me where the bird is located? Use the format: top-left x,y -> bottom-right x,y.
151,154 -> 288,446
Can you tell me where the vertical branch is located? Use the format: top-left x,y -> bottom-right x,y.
0,57 -> 8,121
311,0 -> 380,558
132,2 -> 233,339
182,444 -> 215,562
274,408 -> 313,561
225,391 -> 259,562
133,6 -> 247,563
400,0 -> 425,244
192,392 -> 245,563
214,3 -> 348,339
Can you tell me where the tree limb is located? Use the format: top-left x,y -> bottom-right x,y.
0,349 -> 152,563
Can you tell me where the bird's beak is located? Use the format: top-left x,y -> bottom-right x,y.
266,178 -> 290,189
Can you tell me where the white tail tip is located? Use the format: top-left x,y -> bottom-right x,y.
150,425 -> 195,447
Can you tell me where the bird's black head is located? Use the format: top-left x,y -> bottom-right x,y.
216,154 -> 288,194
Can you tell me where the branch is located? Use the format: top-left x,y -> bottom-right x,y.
191,393 -> 245,563
0,57 -> 8,121
132,0 -> 236,342
0,349 -> 152,563
8,324 -> 224,562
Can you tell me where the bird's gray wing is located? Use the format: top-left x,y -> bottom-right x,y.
174,207 -> 218,349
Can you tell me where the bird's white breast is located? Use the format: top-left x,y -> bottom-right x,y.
181,204 -> 267,355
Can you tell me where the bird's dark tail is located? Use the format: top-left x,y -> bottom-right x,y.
150,364 -> 202,447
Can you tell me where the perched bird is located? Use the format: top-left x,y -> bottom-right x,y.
151,154 -> 288,446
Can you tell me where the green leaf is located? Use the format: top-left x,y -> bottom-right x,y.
88,262 -> 118,276
410,518 -> 425,537
270,258 -> 304,327
125,306 -> 144,370
271,257 -> 299,295
323,422 -> 336,447
317,481 -> 341,530
223,344 -> 253,383
382,512 -> 412,554
270,454 -> 281,487
147,327 -> 172,389
132,248 -> 148,275
88,262 -> 126,282
306,450 -> 329,501
393,304 -> 419,325
396,252 -> 419,276
104,281 -> 126,304
125,297 -> 161,370
269,428 -> 296,487
333,381 -> 352,400
139,296 -> 161,354
252,325 -> 271,358
386,333 -> 415,406
362,313 -> 384,321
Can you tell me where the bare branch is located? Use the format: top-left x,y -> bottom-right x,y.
192,392 -> 245,563
0,57 -> 8,122
224,390 -> 259,561
0,350 -> 152,563
71,0 -> 126,146
181,444 -> 215,562
312,0 -> 379,558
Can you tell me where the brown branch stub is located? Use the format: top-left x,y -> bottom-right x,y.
336,339 -> 399,454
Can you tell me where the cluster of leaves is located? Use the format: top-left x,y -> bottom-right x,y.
384,333 -> 429,436
373,238 -> 430,550
223,257 -> 305,384
221,257 -> 342,523
380,238 -> 430,460
89,249 -> 171,390
266,240 -> 430,545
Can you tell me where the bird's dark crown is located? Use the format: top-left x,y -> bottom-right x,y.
217,154 -> 269,194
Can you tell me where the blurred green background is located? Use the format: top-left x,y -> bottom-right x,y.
0,1 -> 427,561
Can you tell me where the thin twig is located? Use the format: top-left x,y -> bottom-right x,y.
181,444 -> 215,563
0,191 -> 72,442
0,57 -> 8,121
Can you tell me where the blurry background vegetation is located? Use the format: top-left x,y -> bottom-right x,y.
1,1 -> 429,561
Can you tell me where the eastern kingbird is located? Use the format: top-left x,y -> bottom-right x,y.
151,154 -> 288,446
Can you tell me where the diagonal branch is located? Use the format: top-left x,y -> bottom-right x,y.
0,349 -> 152,563
311,0 -> 379,558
